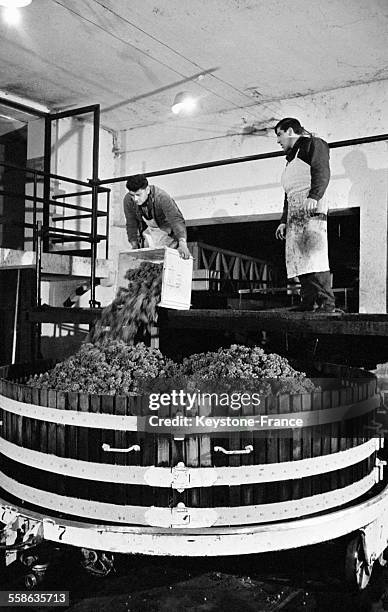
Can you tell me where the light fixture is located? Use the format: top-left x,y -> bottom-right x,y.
171,92 -> 197,115
2,7 -> 20,24
1,0 -> 31,25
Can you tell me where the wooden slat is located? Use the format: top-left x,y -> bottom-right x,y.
3,381 -> 11,442
47,390 -> 57,455
253,394 -> 266,505
88,394 -> 102,464
47,389 -> 59,495
227,401 -> 242,508
329,388 -> 340,495
30,388 -> 40,452
22,386 -> 32,449
78,392 -> 90,499
199,395 -> 213,509
56,392 -> 66,458
67,391 -> 79,459
15,386 -> 24,447
126,395 -> 142,507
311,390 -> 323,495
265,393 -> 279,506
114,395 -> 127,467
100,393 -> 117,505
291,394 -> 303,500
278,393 -> 292,502
321,389 -> 335,493
36,389 -> 55,493
301,393 -> 312,498
240,397 -> 255,506
9,382 -> 18,447
154,393 -> 172,508
141,394 -> 157,506
101,395 -> 115,465
39,388 -> 48,454
185,395 -> 200,508
53,391 -> 66,497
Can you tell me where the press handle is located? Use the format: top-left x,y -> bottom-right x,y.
214,444 -> 253,455
102,443 -> 140,453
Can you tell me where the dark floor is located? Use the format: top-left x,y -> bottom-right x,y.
2,538 -> 388,611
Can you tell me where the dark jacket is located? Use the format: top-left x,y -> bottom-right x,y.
280,136 -> 330,224
123,185 -> 187,247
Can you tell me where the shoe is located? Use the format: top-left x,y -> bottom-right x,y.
316,304 -> 344,314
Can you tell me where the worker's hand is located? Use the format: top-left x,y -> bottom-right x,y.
304,197 -> 318,213
275,223 -> 286,240
316,199 -> 326,214
178,240 -> 191,260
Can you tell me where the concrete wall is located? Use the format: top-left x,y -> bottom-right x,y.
113,80 -> 387,222
111,80 -> 388,313
25,118 -> 45,248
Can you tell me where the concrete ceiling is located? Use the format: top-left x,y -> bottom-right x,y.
0,0 -> 387,136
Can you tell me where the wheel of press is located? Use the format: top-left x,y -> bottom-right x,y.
345,534 -> 373,590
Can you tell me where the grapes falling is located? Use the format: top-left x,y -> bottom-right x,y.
28,262 -> 316,395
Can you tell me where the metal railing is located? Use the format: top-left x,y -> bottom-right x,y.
0,160 -> 110,258
189,241 -> 276,292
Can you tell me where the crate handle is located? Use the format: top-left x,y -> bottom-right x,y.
214,444 -> 253,455
102,443 -> 140,453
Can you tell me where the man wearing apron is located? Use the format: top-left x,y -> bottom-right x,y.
274,118 -> 336,313
123,174 -> 191,259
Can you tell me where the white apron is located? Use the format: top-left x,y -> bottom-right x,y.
281,152 -> 329,279
142,216 -> 177,249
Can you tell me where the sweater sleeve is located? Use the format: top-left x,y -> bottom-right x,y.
307,138 -> 330,201
280,194 -> 288,224
156,190 -> 187,241
123,193 -> 140,246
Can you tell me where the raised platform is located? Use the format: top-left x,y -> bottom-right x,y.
0,248 -> 113,280
27,305 -> 103,324
160,308 -> 388,337
26,306 -> 388,336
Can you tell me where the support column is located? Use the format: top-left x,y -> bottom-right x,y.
357,142 -> 388,313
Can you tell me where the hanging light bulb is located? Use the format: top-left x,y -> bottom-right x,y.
171,92 -> 197,115
1,0 -> 31,25
3,6 -> 21,24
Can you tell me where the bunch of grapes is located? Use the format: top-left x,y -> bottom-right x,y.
89,262 -> 163,344
27,341 -> 176,394
177,344 -> 316,395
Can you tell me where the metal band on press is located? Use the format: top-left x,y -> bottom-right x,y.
0,436 -> 378,487
0,393 -> 378,431
0,469 -> 377,527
